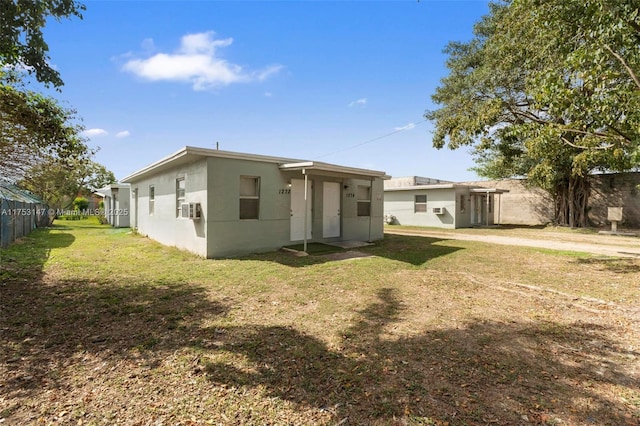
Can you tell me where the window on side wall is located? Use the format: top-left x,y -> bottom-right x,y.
414,194 -> 427,213
149,185 -> 155,215
357,185 -> 371,217
240,176 -> 260,220
176,178 -> 185,217
460,194 -> 466,213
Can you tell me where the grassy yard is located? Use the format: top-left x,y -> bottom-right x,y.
1,219 -> 638,425
385,224 -> 640,251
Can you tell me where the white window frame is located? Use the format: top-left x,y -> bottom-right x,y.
239,176 -> 260,220
176,178 -> 185,217
356,185 -> 371,217
414,194 -> 427,213
149,185 -> 155,215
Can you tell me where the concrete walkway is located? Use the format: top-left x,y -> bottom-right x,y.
385,228 -> 640,258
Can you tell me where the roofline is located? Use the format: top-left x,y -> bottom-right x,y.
384,184 -> 509,193
122,146 -> 387,182
384,184 -> 460,191
95,183 -> 131,197
279,161 -> 389,179
469,188 -> 509,194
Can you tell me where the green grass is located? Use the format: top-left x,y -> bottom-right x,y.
0,218 -> 638,425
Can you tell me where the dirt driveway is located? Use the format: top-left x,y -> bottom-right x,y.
385,227 -> 640,258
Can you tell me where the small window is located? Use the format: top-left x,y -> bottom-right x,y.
459,194 -> 465,213
240,176 -> 260,219
176,178 -> 185,217
488,195 -> 492,213
149,185 -> 155,215
414,194 -> 427,213
357,185 -> 371,217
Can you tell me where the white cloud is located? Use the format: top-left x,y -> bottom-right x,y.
122,31 -> 282,91
264,92 -> 273,97
83,128 -> 108,137
349,98 -> 367,107
254,65 -> 283,81
394,122 -> 416,131
115,130 -> 130,138
140,38 -> 155,52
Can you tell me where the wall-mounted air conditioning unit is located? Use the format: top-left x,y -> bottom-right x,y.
432,207 -> 445,215
181,202 -> 202,220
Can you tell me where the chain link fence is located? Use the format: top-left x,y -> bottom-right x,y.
0,182 -> 49,248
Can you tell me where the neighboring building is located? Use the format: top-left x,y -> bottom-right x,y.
383,177 -> 508,229
462,172 -> 640,228
121,146 -> 388,258
0,181 -> 48,248
96,184 -> 131,228
383,176 -> 452,188
387,173 -> 640,229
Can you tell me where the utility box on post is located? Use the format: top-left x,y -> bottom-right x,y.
607,207 -> 623,232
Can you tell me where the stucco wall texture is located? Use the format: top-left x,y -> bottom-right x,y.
460,173 -> 640,228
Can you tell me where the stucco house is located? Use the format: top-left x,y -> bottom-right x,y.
121,146 -> 388,258
96,184 -> 131,228
384,176 -> 508,229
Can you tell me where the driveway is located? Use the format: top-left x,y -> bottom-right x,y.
385,228 -> 640,258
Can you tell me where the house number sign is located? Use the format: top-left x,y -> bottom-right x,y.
278,188 -> 291,194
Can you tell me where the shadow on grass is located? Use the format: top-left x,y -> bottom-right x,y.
254,234 -> 464,268
1,277 -> 229,397
204,288 -> 638,425
0,223 -> 230,406
0,227 -> 75,282
573,257 -> 640,274
1,224 -> 637,424
362,234 -> 463,266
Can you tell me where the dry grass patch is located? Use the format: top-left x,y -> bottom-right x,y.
1,220 -> 638,425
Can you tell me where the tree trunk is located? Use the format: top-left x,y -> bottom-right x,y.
554,175 -> 590,227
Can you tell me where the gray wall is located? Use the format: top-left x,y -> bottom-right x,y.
130,156 -> 386,258
130,158 -> 208,257
462,173 -> 640,228
102,186 -> 131,228
206,157 -> 291,257
340,177 -> 384,242
205,157 -> 385,257
384,188 -> 464,229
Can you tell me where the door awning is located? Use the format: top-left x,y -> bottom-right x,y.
279,161 -> 389,180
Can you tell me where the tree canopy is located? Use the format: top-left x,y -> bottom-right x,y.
426,0 -> 640,227
19,157 -> 116,209
0,0 -> 85,88
0,1 -> 116,212
0,82 -> 89,181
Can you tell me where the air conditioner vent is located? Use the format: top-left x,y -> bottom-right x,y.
180,202 -> 202,219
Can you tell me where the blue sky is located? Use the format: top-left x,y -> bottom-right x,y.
42,0 -> 490,181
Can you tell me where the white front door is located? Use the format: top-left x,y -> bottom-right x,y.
290,178 -> 312,241
322,182 -> 341,238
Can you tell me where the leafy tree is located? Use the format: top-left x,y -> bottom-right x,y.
0,81 -> 89,183
20,157 -> 116,209
73,196 -> 88,211
426,0 -> 640,227
0,0 -> 85,88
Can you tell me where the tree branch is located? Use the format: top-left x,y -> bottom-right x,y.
560,136 -> 613,150
604,44 -> 640,91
